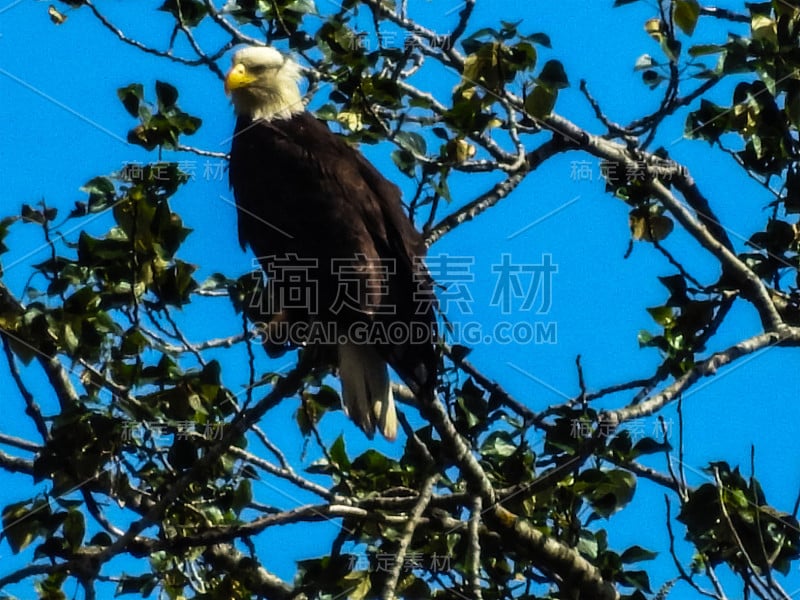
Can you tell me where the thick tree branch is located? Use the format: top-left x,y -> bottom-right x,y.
530,113 -> 781,329
649,179 -> 782,330
603,328 -> 800,425
0,563 -> 62,588
0,433 -> 39,453
203,544 -> 304,600
0,449 -> 33,474
418,392 -> 619,599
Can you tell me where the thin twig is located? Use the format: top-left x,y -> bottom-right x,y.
228,446 -> 333,500
177,144 -> 229,159
2,334 -> 49,440
699,7 -> 749,23
84,0 -> 227,69
713,467 -> 774,597
664,495 -> 724,599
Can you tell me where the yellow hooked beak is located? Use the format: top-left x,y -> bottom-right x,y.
224,63 -> 257,95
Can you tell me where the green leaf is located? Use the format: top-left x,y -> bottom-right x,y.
155,80 -> 179,110
170,112 -> 202,135
673,0 -> 700,36
685,99 -> 732,143
395,131 -> 427,156
329,434 -> 351,471
20,204 -> 44,225
456,378 -> 488,431
120,327 -> 149,356
526,32 -> 552,47
537,59 -> 570,90
391,149 -> 417,177
661,37 -> 682,61
116,574 -> 159,596
620,545 -> 658,563
480,431 -> 517,458
342,569 -> 372,600
583,469 -> 637,517
508,41 -> 537,72
2,499 -> 49,554
619,569 -> 652,593
62,510 -> 85,549
632,436 -> 672,456
90,532 -> 113,546
62,322 -> 79,353
642,69 -> 665,88
460,41 -> 508,92
351,449 -> 391,476
314,103 -> 338,121
117,83 -> 144,118
461,28 -> 500,54
80,176 -> 116,213
524,84 -> 557,118
231,480 -> 252,513
647,305 -> 674,326
659,274 -> 687,303
785,80 -> 800,128
449,344 -> 472,361
577,529 -> 599,559
629,209 -> 673,241
688,43 -> 725,57
286,0 -> 317,14
751,13 -> 777,45
158,0 -> 208,27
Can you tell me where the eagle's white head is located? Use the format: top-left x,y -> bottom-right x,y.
225,46 -> 304,121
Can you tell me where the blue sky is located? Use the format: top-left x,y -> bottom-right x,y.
2,0 -> 800,597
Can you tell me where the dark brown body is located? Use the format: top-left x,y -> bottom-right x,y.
230,111 -> 438,399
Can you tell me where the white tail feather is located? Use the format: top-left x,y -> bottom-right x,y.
338,342 -> 397,441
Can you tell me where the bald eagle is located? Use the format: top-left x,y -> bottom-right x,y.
225,46 -> 438,440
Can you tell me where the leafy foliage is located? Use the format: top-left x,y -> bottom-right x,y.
119,82 -> 202,151
679,462 -> 800,575
0,0 -> 799,598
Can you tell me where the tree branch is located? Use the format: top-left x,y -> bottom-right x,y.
603,328 -> 800,426
95,360 -> 311,567
649,179 -> 782,330
83,0 -> 229,71
203,544 -> 305,600
467,494 -> 484,599
2,334 -> 49,441
0,449 -> 33,474
228,446 -> 333,500
425,137 -> 567,245
381,474 -> 438,599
